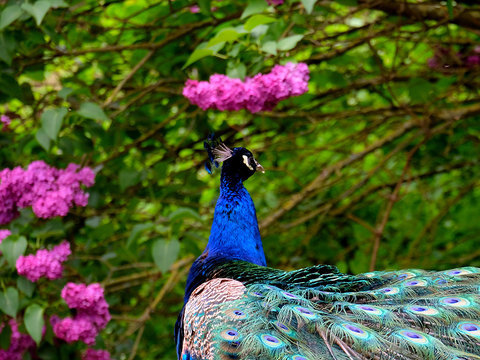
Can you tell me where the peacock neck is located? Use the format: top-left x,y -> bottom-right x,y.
182,171 -> 266,304
204,172 -> 266,266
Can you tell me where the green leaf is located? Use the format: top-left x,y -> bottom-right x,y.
226,62 -> 247,79
335,0 -> 357,5
24,304 -> 44,345
301,0 -> 317,14
0,33 -> 16,65
0,321 -> 11,349
77,102 -> 109,122
446,0 -> 454,18
152,238 -> 180,273
241,0 -> 268,19
208,28 -> 243,46
0,4 -> 23,30
17,277 -> 35,298
35,128 -> 51,151
126,222 -> 155,249
119,168 -> 141,191
0,287 -> 19,317
21,1 -> 52,26
183,47 -> 213,69
0,73 -> 22,100
408,78 -> 434,104
169,207 -> 202,223
0,235 -> 27,268
41,107 -> 67,141
244,14 -> 276,32
49,0 -> 68,7
58,87 -> 73,100
277,34 -> 304,51
261,40 -> 277,55
198,0 -> 211,14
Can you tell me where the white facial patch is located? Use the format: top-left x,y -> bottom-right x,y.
242,155 -> 254,170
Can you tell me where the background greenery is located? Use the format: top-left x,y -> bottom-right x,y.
0,0 -> 479,358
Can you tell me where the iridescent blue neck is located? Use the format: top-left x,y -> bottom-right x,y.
204,173 -> 266,266
183,171 -> 266,303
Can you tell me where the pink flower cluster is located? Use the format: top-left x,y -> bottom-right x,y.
1,115 -> 10,130
0,160 -> 95,225
0,229 -> 10,244
51,283 -> 111,345
428,45 -> 480,70
82,349 -> 111,360
267,0 -> 284,5
183,62 -> 309,113
0,319 -> 36,360
16,241 -> 71,282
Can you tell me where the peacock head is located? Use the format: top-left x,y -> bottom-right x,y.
206,141 -> 264,182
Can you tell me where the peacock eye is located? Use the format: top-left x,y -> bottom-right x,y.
242,155 -> 254,170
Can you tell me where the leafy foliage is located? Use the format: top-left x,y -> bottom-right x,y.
0,0 -> 479,359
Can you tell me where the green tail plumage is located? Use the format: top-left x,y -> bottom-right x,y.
181,263 -> 480,360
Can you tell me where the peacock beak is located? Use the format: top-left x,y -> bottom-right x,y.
256,163 -> 265,173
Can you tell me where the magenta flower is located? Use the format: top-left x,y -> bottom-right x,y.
82,349 -> 111,360
16,241 -> 71,282
267,0 -> 284,4
183,62 -> 309,113
0,319 -> 36,360
52,283 -> 111,345
0,161 -> 95,225
465,55 -> 480,67
0,115 -> 10,130
189,5 -> 200,13
0,229 -> 10,244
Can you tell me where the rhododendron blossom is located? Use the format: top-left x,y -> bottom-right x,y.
183,62 -> 309,113
0,319 -> 36,360
82,348 -> 111,360
0,161 -> 95,225
52,283 -> 111,345
16,241 -> 71,282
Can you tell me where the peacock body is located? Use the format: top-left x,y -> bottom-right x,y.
175,142 -> 480,360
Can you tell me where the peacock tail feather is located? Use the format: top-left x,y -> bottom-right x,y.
180,262 -> 480,360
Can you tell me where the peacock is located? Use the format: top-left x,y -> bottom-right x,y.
175,139 -> 480,360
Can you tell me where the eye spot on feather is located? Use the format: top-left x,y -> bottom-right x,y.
282,291 -> 299,299
242,155 -> 254,170
404,279 -> 427,286
225,308 -> 247,320
341,323 -> 370,340
446,268 -> 475,276
397,329 -> 429,345
220,329 -> 240,341
292,306 -> 317,319
433,278 -> 448,285
273,321 -> 297,338
458,322 -> 480,337
353,304 -> 384,316
440,296 -> 471,307
378,287 -> 400,295
260,334 -> 284,348
291,355 -> 308,360
396,272 -> 416,280
407,305 -> 439,315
